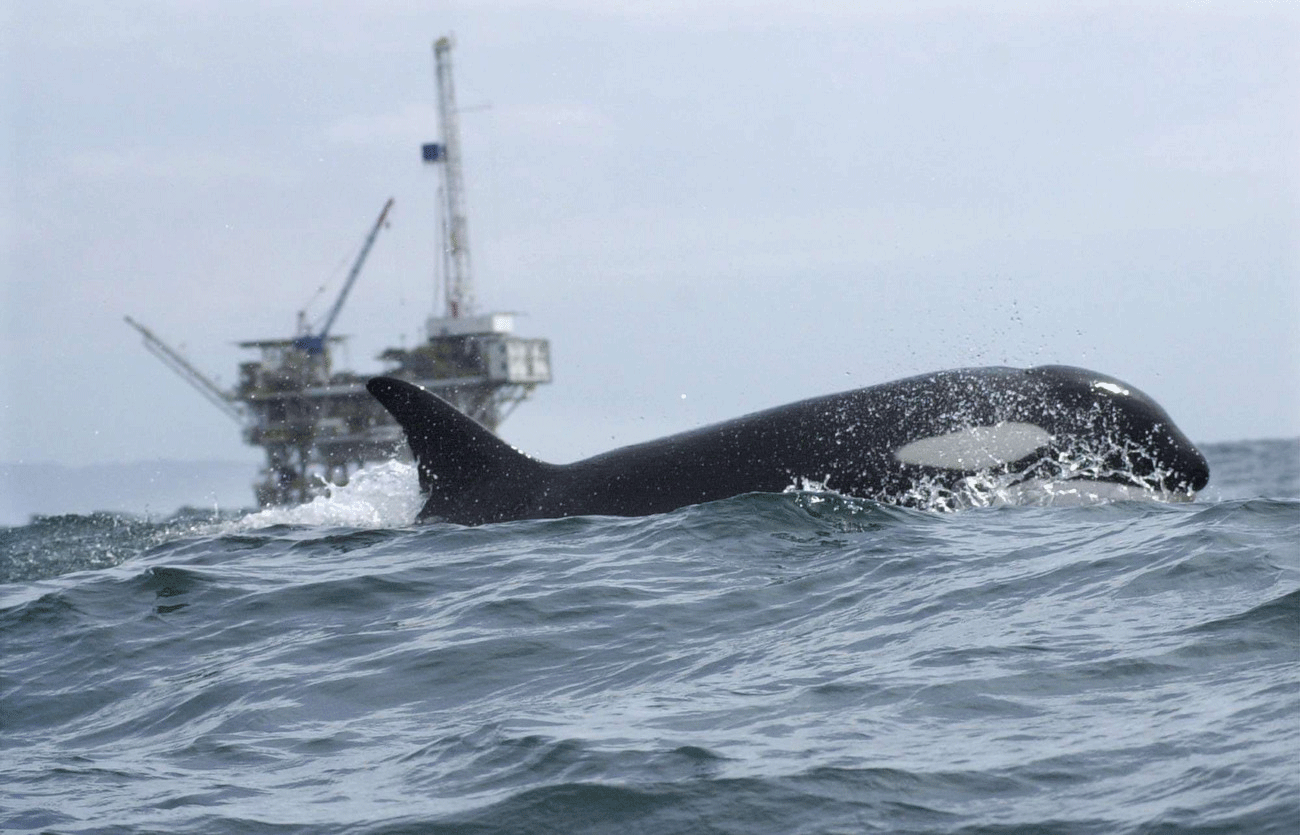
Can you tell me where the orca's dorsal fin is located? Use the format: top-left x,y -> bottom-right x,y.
366,377 -> 546,522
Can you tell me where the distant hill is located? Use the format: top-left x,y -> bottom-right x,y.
0,460 -> 260,526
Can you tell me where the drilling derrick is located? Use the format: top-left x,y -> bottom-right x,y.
433,36 -> 474,319
388,34 -> 551,431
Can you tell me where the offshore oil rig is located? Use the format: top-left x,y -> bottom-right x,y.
127,36 -> 552,507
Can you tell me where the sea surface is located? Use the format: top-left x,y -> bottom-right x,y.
2,439 -> 1297,834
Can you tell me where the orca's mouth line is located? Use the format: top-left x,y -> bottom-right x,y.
1008,470 -> 1198,496
1003,476 -> 1198,506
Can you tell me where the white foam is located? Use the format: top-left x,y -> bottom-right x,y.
233,460 -> 424,529
895,469 -> 1190,512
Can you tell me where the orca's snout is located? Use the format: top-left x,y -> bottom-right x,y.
1121,405 -> 1210,495
1122,403 -> 1210,494
1029,365 -> 1210,495
1177,443 -> 1211,493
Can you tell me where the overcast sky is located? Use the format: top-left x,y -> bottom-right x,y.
3,1 -> 1297,481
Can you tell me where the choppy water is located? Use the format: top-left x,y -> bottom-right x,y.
2,439 -> 1297,834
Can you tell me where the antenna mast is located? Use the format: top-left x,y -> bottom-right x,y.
431,36 -> 473,319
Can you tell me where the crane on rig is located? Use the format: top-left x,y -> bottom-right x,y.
294,197 -> 395,356
128,195 -> 394,408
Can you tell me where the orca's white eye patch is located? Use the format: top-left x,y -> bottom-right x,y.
894,422 -> 1052,470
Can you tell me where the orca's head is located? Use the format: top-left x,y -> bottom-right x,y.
1026,365 -> 1209,495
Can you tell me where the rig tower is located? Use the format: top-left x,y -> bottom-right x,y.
433,35 -> 473,320
384,33 -> 552,431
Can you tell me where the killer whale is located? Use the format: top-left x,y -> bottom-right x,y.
367,365 -> 1209,525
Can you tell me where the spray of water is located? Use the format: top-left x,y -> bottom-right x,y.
234,460 -> 424,529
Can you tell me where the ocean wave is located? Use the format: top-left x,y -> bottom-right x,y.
2,442 -> 1296,835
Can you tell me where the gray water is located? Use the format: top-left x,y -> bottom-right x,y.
2,439 -> 1297,834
